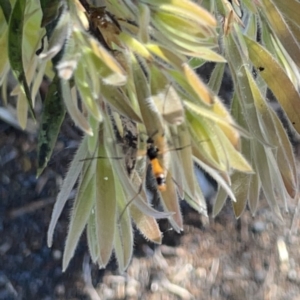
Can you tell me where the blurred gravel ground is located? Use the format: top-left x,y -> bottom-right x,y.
1,116 -> 300,300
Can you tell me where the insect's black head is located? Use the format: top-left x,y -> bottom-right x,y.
147,143 -> 159,160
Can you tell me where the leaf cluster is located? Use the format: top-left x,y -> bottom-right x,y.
0,0 -> 299,271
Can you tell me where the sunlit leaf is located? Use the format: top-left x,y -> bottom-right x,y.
244,35 -> 300,134
142,0 -> 217,28
260,0 -> 300,68
39,7 -> 71,61
61,79 -> 93,136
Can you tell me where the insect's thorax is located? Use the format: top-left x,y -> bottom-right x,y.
146,144 -> 159,160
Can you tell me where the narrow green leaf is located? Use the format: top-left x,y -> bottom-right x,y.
114,181 -> 133,272
252,141 -> 282,219
95,129 -> 117,266
16,91 -> 28,130
212,187 -> 228,217
37,75 -> 65,175
160,172 -> 183,232
31,60 -> 47,101
208,63 -> 225,95
267,148 -> 290,212
142,0 -> 217,28
118,31 -> 154,61
261,0 -> 300,67
231,172 -> 250,218
150,65 -> 184,125
61,79 -> 93,136
188,57 -> 206,69
193,156 -> 236,204
174,124 -> 197,199
244,67 -> 278,146
130,206 -> 162,244
270,109 -> 298,198
132,55 -> 164,137
47,137 -> 88,247
89,39 -> 127,86
273,0 -> 300,27
74,60 -> 102,122
0,28 -> 9,79
8,0 -> 35,119
152,11 -> 208,42
183,63 -> 214,105
225,34 -> 271,145
87,210 -> 99,263
63,160 -> 97,271
39,8 -> 70,61
113,159 -> 171,219
273,0 -> 300,43
40,0 -> 62,27
0,1 -> 11,23
101,84 -> 142,123
214,126 -> 253,173
87,115 -> 100,154
244,35 -> 300,134
137,3 -> 150,43
248,174 -> 261,216
146,43 -> 186,70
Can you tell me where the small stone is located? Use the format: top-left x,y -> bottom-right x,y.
52,249 -> 62,260
251,221 -> 266,233
221,283 -> 231,296
254,270 -> 266,283
196,268 -> 207,279
55,284 -> 65,296
288,269 -> 298,282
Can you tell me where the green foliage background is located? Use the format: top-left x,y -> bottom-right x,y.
0,0 -> 299,271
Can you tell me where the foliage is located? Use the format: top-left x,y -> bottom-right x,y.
0,0 -> 299,271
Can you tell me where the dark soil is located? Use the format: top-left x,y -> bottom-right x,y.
1,117 -> 300,300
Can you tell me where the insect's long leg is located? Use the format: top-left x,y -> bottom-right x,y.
80,156 -> 123,162
117,165 -> 148,223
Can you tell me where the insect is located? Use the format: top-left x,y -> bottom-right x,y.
146,136 -> 167,192
87,130 -> 169,192
86,5 -> 122,50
